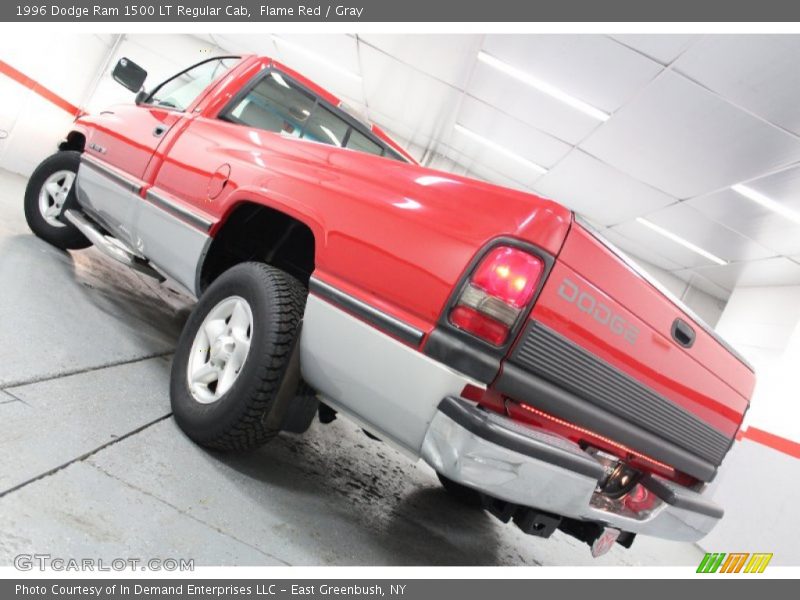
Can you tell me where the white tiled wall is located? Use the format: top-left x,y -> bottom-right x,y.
0,34 -> 219,176
715,285 -> 800,440
636,260 -> 728,328
701,284 -> 800,564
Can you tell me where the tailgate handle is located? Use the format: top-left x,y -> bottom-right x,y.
671,318 -> 696,348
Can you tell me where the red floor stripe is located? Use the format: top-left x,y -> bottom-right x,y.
0,60 -> 81,116
740,427 -> 800,460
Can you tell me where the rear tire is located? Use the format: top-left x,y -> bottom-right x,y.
24,151 -> 91,250
170,262 -> 307,451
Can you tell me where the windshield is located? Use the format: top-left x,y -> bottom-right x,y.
148,56 -> 239,111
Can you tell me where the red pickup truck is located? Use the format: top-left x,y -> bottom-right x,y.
24,54 -> 754,557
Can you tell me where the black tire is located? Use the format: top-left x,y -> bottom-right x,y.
437,472 -> 484,507
24,151 -> 91,250
170,262 -> 307,451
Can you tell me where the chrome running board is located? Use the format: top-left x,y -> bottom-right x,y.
63,209 -> 165,281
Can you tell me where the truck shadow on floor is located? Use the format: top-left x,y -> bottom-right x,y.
208,420 -> 541,566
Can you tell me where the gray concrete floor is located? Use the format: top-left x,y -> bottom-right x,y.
0,168 -> 704,566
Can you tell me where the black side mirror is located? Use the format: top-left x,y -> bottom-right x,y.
112,57 -> 147,93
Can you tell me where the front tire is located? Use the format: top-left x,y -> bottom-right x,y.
24,151 -> 91,250
170,262 -> 307,451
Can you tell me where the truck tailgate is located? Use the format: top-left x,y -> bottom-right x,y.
499,224 -> 753,481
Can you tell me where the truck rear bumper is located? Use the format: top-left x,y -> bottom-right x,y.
421,396 -> 724,542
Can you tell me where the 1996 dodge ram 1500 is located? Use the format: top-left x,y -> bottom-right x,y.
24,54 -> 755,557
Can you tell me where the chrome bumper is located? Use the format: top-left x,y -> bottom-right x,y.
420,397 -> 724,542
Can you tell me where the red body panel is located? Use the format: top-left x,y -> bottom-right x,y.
560,226 -> 754,401
516,225 -> 751,439
77,55 -> 571,336
80,104 -> 181,183
149,114 -> 571,333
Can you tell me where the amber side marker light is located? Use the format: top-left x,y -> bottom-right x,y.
449,246 -> 544,345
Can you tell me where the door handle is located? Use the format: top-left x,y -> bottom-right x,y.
671,318 -> 696,348
153,125 -> 168,137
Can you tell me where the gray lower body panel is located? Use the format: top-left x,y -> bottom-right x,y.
75,158 -> 139,247
132,199 -> 209,295
75,156 -> 208,296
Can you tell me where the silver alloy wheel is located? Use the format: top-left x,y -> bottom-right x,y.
187,296 -> 254,404
38,169 -> 76,228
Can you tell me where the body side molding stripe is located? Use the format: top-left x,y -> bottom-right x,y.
309,277 -> 425,347
145,190 -> 213,232
80,155 -> 214,233
80,154 -> 141,194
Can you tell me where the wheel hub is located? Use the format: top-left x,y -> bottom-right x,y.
187,296 -> 254,404
38,169 -> 76,228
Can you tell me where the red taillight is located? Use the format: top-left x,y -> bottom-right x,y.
449,246 -> 544,345
471,247 -> 543,308
449,306 -> 509,346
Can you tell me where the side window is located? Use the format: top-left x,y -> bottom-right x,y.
224,70 -> 409,162
227,71 -> 315,138
148,57 -> 238,111
346,129 -> 384,157
303,105 -> 349,147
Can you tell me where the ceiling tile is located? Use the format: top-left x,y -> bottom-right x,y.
441,96 -> 572,179
367,107 -> 434,150
466,165 -> 530,193
597,227 -> 685,271
271,34 -> 363,102
358,34 -> 481,88
273,34 -> 360,73
644,203 -> 777,263
360,44 -> 462,143
581,71 -> 800,199
686,188 -> 800,257
466,60 -> 601,145
610,34 -> 699,64
609,219 -> 728,270
674,35 -> 800,136
210,33 -> 275,55
481,35 -> 662,113
436,140 -> 539,189
532,150 -> 677,226
742,163 -> 800,210
432,143 -> 530,192
425,153 -> 471,177
678,257 -> 800,290
677,271 -> 731,301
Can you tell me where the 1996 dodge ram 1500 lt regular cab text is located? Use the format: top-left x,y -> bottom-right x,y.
23,54 -> 755,557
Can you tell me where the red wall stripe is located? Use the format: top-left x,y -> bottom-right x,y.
0,60 -> 81,116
